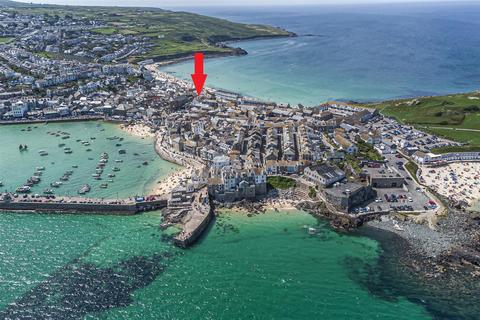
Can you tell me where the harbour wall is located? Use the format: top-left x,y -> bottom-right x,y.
0,198 -> 167,215
173,206 -> 214,248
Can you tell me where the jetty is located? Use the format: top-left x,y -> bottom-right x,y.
0,193 -> 167,215
163,187 -> 214,248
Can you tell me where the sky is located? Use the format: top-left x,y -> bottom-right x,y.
16,0 -> 476,8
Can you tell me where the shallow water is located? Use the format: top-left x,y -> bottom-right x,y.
0,209 -> 433,319
0,121 -> 179,198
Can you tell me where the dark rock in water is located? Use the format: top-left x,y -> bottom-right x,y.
0,253 -> 173,319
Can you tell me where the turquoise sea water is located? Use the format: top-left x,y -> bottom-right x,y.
163,3 -> 480,106
0,121 -> 179,197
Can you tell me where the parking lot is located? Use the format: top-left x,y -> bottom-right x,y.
352,155 -> 436,214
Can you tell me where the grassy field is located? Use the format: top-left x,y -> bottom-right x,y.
8,3 -> 292,62
0,36 -> 14,44
362,92 -> 480,153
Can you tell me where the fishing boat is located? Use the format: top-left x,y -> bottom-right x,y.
96,169 -> 103,174
115,159 -> 123,163
94,176 -> 102,180
36,166 -> 45,171
64,149 -> 73,154
92,173 -> 101,178
61,135 -> 70,140
60,175 -> 69,182
78,184 -> 91,195
28,176 -> 41,184
112,167 -> 120,172
16,186 -> 31,193
43,189 -> 54,195
118,149 -> 126,154
19,144 -> 28,151
99,183 -> 108,188
108,173 -> 115,178
50,181 -> 62,188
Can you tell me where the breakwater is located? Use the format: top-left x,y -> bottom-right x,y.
0,194 -> 167,215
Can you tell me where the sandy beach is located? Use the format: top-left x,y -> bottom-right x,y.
150,165 -> 195,195
419,162 -> 480,206
120,123 -> 155,138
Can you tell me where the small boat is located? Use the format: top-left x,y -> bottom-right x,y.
43,189 -> 54,194
112,167 -> 120,172
72,165 -> 78,168
94,177 -> 102,180
36,166 -> 45,171
58,143 -> 65,147
90,137 -> 96,140
118,149 -> 126,154
60,175 -> 69,181
65,170 -> 74,175
115,143 -> 122,147
99,183 -> 108,188
86,149 -> 92,152
108,173 -> 115,178
115,159 -> 123,163
0,181 -> 3,187
64,149 -> 73,154
78,184 -> 91,195
61,135 -> 70,140
16,186 -> 31,193
308,227 -> 317,235
108,179 -> 114,183
92,173 -> 101,178
142,161 -> 149,166
50,181 -> 62,188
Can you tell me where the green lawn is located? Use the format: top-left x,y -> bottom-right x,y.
267,176 -> 296,190
405,161 -> 419,183
362,92 -> 480,153
0,36 -> 14,44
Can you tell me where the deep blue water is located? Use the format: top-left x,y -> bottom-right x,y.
164,3 -> 480,105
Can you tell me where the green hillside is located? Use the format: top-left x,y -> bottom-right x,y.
361,92 -> 480,153
3,1 -> 293,61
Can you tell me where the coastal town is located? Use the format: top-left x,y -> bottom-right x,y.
1,3 -> 479,260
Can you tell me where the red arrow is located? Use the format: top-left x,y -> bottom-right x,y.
191,52 -> 207,96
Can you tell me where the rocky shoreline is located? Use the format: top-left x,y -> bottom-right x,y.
366,209 -> 480,278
